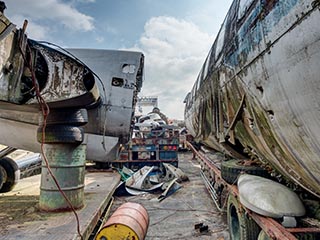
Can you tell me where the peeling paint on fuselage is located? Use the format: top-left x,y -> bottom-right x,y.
184,0 -> 320,197
0,19 -> 99,108
0,14 -> 145,163
26,40 -> 98,107
262,0 -> 299,34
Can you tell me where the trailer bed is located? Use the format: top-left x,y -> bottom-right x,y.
112,152 -> 229,239
0,171 -> 120,240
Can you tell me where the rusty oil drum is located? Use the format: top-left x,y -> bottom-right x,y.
96,202 -> 149,240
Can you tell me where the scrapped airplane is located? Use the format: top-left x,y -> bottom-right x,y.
0,10 -> 144,191
184,0 -> 320,198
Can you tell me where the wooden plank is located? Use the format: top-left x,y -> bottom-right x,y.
0,171 -> 120,240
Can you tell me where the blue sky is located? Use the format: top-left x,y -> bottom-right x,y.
5,0 -> 233,119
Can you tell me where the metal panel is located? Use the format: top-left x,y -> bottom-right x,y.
184,0 -> 320,197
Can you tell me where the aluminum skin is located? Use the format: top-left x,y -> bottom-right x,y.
184,0 -> 320,197
0,13 -> 144,163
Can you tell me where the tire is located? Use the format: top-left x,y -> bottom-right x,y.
39,108 -> 88,126
37,125 -> 84,144
0,157 -> 20,193
227,193 -> 260,240
221,159 -> 269,184
0,165 -> 5,190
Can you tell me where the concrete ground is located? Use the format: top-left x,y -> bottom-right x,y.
111,152 -> 230,240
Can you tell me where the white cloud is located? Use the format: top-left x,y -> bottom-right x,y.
75,0 -> 96,2
95,36 -> 105,43
9,15 -> 50,40
6,0 -> 94,32
185,0 -> 233,36
132,16 -> 213,119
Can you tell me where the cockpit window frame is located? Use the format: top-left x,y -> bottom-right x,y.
238,0 -> 255,20
215,14 -> 229,60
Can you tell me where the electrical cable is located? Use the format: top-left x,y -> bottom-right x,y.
18,25 -> 84,240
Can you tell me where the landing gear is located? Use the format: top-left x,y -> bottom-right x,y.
0,157 -> 20,193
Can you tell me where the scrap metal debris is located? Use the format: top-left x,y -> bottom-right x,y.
114,163 -> 188,200
158,178 -> 181,202
117,166 -> 134,181
125,166 -> 163,191
163,163 -> 189,182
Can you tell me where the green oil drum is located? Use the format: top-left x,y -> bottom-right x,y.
39,143 -> 86,211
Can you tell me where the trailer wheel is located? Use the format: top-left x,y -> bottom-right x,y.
221,159 -> 268,184
37,125 -> 84,144
227,193 -> 260,240
0,157 -> 20,193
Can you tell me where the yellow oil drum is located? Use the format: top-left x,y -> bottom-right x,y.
96,202 -> 149,240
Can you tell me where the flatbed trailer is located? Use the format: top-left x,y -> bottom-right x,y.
187,142 -> 320,240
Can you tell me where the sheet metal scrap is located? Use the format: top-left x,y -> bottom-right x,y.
117,166 -> 134,181
125,166 -> 163,191
114,181 -> 147,196
158,177 -> 181,202
162,163 -> 189,182
119,164 -> 188,198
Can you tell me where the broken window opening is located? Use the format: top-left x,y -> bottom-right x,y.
83,68 -> 95,91
215,16 -> 228,60
122,64 -> 136,74
111,77 -> 124,87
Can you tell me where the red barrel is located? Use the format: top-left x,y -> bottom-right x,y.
96,202 -> 149,240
